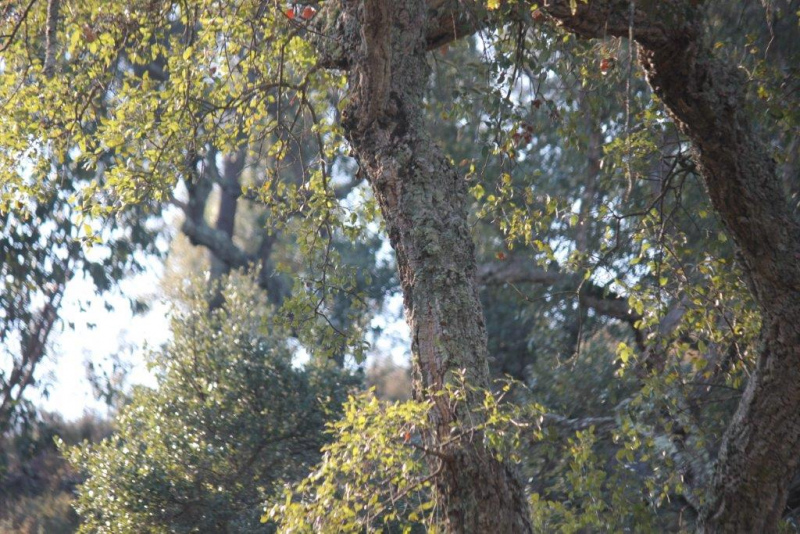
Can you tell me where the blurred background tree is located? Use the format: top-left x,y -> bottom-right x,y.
67,273 -> 360,533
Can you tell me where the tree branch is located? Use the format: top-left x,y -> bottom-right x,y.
425,0 -> 487,50
180,153 -> 253,270
180,217 -> 252,270
477,258 -> 640,325
540,0 -> 686,48
42,0 -> 59,77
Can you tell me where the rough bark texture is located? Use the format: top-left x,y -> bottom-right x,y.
42,0 -> 59,78
650,32 -> 800,534
542,1 -> 800,531
339,1 -> 531,531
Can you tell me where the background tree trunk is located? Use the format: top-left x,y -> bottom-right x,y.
340,0 -> 531,531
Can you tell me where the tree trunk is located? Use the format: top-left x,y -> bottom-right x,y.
209,149 -> 246,282
542,1 -> 800,531
644,22 -> 800,534
339,0 -> 531,531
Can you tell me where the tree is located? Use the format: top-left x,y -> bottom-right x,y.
0,412 -> 110,533
531,3 -> 800,531
0,0 -> 387,431
68,273 -> 360,533
314,1 -> 798,530
1,0 -> 797,532
0,151 -> 162,432
316,1 -> 534,530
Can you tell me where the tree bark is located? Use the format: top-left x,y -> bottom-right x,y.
339,1 -> 531,531
540,1 -> 800,531
649,32 -> 800,534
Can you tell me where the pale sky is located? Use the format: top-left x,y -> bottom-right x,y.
35,269 -> 168,421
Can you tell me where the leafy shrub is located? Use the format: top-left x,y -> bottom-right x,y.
68,273 -> 360,533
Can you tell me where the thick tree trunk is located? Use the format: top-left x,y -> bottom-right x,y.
339,1 -> 531,531
642,20 -> 800,534
542,1 -> 800,531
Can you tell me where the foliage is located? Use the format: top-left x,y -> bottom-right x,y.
0,0 -> 381,366
527,427 -> 660,534
0,412 -> 112,534
269,377 -> 668,532
67,273 -> 361,533
1,1 -> 336,213
0,150 -> 163,430
268,389 -> 436,533
1,0 -> 797,531
423,5 -> 781,523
